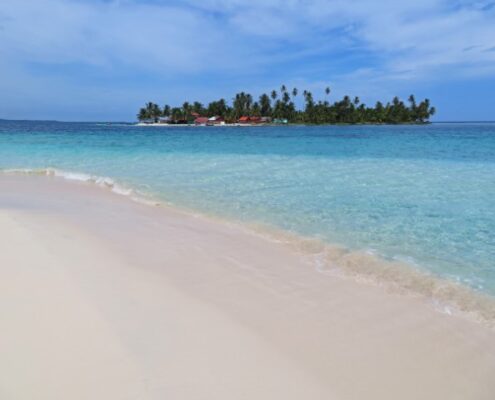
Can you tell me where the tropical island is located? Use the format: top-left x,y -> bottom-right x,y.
137,85 -> 436,126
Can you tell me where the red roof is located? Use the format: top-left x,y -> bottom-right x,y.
239,116 -> 250,122
195,117 -> 209,124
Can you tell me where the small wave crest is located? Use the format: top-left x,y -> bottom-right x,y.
0,168 -> 159,205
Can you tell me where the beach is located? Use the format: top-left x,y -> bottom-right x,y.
1,174 -> 495,400
3,0 -> 495,396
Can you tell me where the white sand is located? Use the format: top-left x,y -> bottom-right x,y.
1,175 -> 495,400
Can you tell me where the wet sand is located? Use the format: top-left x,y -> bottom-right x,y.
1,175 -> 495,399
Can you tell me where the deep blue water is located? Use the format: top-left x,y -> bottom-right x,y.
1,120 -> 494,295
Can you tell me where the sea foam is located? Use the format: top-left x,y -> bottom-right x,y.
0,168 -> 156,204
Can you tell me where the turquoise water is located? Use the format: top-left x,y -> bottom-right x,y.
1,120 -> 495,295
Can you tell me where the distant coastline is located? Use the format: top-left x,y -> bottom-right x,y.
137,85 -> 436,126
7,119 -> 495,126
134,121 -> 434,127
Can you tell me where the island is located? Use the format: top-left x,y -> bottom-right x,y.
137,85 -> 436,125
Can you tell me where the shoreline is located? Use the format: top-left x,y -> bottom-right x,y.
134,121 -> 431,127
2,167 -> 495,326
1,174 -> 495,399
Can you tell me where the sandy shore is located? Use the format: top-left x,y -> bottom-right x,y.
1,175 -> 495,399
135,123 -> 263,127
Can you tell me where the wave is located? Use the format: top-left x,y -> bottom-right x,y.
0,168 -> 159,206
246,224 -> 495,327
2,167 -> 495,327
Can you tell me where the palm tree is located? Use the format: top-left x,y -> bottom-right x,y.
304,91 -> 313,105
259,93 -> 272,116
407,95 -> 417,121
251,102 -> 261,116
144,102 -> 161,122
246,93 -> 253,111
162,104 -> 171,117
291,88 -> 298,112
192,101 -> 204,115
137,107 -> 149,122
137,87 -> 435,125
207,98 -> 229,117
171,107 -> 185,122
182,101 -> 190,119
325,87 -> 331,103
282,91 -> 290,104
233,92 -> 253,118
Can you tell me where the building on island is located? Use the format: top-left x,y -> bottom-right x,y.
194,117 -> 209,125
207,116 -> 225,125
238,116 -> 271,124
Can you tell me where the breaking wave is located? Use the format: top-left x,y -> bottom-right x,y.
0,168 -> 159,206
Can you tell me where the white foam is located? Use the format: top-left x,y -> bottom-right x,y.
2,168 -> 138,201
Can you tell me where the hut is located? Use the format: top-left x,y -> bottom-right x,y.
194,117 -> 209,125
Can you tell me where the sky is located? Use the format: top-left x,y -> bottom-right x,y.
1,0 -> 495,121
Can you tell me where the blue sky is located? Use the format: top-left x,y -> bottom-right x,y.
1,0 -> 495,121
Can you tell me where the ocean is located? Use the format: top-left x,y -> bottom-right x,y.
1,120 -> 494,298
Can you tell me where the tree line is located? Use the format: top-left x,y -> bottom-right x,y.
138,85 -> 436,124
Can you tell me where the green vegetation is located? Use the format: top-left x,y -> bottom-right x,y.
137,86 -> 436,124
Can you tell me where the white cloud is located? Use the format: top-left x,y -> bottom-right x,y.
2,0 -> 494,77
184,0 -> 495,76
0,0 -> 494,120
0,0 -> 260,73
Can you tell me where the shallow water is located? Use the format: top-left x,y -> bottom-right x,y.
1,120 -> 494,296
